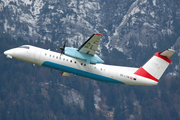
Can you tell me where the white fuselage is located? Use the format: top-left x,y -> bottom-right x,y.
4,45 -> 158,86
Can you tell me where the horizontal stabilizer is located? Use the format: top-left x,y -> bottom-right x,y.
159,49 -> 175,58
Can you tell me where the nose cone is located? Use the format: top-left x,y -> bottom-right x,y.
4,49 -> 14,55
4,50 -> 8,55
4,49 -> 15,59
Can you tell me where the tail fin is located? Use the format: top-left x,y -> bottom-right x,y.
134,49 -> 175,82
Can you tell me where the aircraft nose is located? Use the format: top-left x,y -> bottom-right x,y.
4,50 -> 8,55
4,49 -> 14,55
4,49 -> 15,59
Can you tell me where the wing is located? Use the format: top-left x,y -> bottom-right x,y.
77,33 -> 102,55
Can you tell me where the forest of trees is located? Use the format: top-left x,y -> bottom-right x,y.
0,34 -> 180,120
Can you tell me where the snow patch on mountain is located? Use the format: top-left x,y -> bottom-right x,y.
167,71 -> 179,77
0,3 -> 4,11
21,0 -> 32,6
113,0 -> 142,37
78,0 -> 100,18
62,89 -> 84,109
94,88 -> 101,110
1,0 -> 14,7
59,84 -> 84,109
48,5 -> 54,9
30,0 -> 45,16
20,13 -> 36,27
67,33 -> 84,47
152,0 -> 156,6
115,46 -> 124,52
4,19 -> 10,32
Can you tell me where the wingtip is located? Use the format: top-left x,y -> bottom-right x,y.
93,33 -> 102,36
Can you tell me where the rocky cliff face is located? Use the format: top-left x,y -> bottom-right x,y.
1,0 -> 180,63
1,0 -> 179,51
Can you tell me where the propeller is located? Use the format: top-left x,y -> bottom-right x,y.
59,39 -> 67,56
50,39 -> 67,73
60,39 -> 67,54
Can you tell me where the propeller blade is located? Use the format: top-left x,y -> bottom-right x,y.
63,39 -> 67,48
60,39 -> 67,54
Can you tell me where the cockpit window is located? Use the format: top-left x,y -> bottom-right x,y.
18,45 -> 30,49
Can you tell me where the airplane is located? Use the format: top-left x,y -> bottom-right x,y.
4,33 -> 175,86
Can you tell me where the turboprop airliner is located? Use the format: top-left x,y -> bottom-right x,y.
4,33 -> 175,86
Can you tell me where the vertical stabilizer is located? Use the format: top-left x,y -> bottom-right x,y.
134,49 -> 175,82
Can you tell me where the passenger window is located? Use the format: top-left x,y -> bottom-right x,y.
45,53 -> 47,56
50,55 -> 51,57
74,61 -> 76,64
84,64 -> 86,66
81,63 -> 83,65
66,59 -> 68,62
70,60 -> 72,62
56,56 -> 58,59
53,55 -> 55,58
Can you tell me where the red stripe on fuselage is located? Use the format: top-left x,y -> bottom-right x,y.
134,67 -> 159,82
